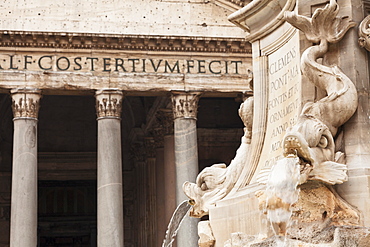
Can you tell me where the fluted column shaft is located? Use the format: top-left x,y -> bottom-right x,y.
96,89 -> 124,247
171,92 -> 202,247
10,88 -> 41,247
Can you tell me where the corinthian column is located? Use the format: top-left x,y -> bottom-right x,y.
10,88 -> 41,247
171,91 -> 202,247
95,89 -> 124,247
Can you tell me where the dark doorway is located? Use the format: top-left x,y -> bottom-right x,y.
37,95 -> 98,247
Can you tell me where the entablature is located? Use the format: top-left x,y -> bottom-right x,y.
0,31 -> 252,96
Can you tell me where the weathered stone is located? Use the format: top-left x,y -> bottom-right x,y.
192,1 -> 370,247
183,96 -> 253,218
225,227 -> 370,247
198,221 -> 215,247
0,0 -> 245,37
2,0 -> 370,246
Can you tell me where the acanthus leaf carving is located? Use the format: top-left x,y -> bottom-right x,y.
171,92 -> 202,120
95,89 -> 123,119
11,88 -> 41,119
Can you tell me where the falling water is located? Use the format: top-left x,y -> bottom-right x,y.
162,200 -> 191,247
265,154 -> 301,236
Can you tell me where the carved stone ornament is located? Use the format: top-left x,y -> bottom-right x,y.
183,96 -> 253,218
256,0 -> 360,238
358,15 -> 370,51
11,88 -> 41,120
282,0 -> 358,185
95,89 -> 123,120
171,92 -> 202,120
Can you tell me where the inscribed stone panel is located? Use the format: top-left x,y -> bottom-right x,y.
251,32 -> 301,183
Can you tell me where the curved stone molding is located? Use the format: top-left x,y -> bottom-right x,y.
95,89 -> 124,120
228,0 -> 296,42
358,15 -> 370,51
11,88 -> 41,120
171,92 -> 202,120
183,96 -> 253,217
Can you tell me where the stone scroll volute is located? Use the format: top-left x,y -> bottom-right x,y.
358,15 -> 370,51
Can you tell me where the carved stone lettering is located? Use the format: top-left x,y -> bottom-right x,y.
252,32 -> 301,183
0,53 -> 248,75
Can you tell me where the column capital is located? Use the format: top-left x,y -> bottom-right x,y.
156,109 -> 174,135
171,91 -> 202,120
11,88 -> 41,120
95,89 -> 124,120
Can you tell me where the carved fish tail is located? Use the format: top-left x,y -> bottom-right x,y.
301,42 -> 358,134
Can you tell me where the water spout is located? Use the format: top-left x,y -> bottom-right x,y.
265,154 -> 301,236
162,200 -> 191,247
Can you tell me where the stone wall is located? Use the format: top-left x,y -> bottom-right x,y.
0,0 -> 245,38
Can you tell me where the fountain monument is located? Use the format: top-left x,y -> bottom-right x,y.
182,0 -> 370,246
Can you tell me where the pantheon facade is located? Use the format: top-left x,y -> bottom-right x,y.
0,0 -> 252,246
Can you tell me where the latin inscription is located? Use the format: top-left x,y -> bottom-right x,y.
0,54 -> 246,75
252,32 -> 302,183
263,37 -> 301,168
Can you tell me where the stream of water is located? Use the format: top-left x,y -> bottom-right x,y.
162,200 -> 191,247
